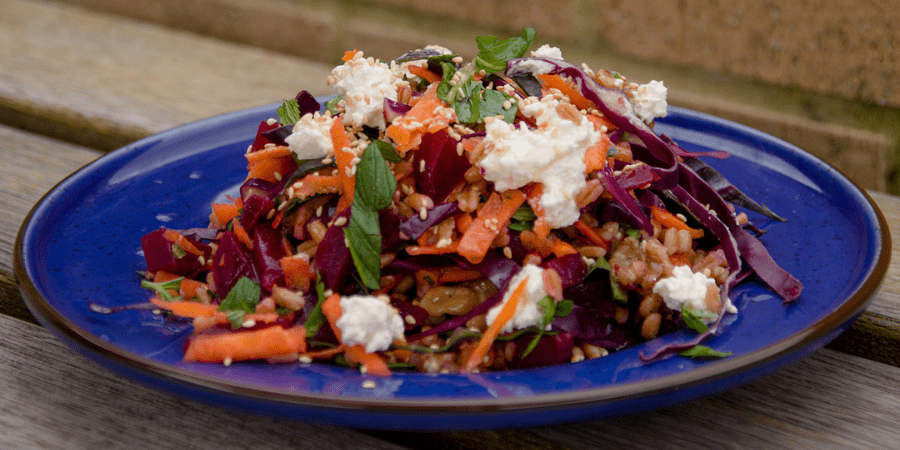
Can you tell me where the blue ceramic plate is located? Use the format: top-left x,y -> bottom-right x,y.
15,105 -> 889,431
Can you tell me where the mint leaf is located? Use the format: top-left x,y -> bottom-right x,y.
170,243 -> 186,259
325,96 -> 343,115
521,296 -> 566,358
681,304 -> 717,333
218,277 -> 260,313
225,310 -> 246,330
277,98 -> 303,125
555,299 -> 574,317
345,200 -> 382,290
373,139 -> 402,163
355,141 -> 397,210
679,345 -> 733,358
474,27 -> 536,73
590,258 -> 628,303
451,80 -> 517,124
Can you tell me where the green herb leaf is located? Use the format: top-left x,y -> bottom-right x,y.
373,139 -> 402,163
474,27 -> 536,73
325,96 -> 343,115
217,277 -> 261,313
521,296 -> 569,358
555,299 -> 574,317
679,345 -> 733,358
451,80 -> 517,124
590,258 -> 628,303
355,141 -> 397,210
345,200 -> 383,290
225,310 -> 246,330
681,304 -> 717,333
140,277 -> 184,302
303,276 -> 328,336
277,98 -> 303,125
170,243 -> 186,259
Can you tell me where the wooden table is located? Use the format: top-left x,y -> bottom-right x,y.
2,1 -> 900,448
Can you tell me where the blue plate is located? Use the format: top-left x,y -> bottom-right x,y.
15,105 -> 889,430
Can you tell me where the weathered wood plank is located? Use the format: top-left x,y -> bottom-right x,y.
2,313 -> 898,449
0,315 -> 410,450
0,0 -> 334,151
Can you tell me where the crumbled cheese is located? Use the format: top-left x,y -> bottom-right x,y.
631,80 -> 668,122
285,113 -> 336,160
485,265 -> 549,334
476,96 -> 601,228
335,295 -> 405,353
328,52 -> 399,129
531,44 -> 563,59
652,266 -> 720,322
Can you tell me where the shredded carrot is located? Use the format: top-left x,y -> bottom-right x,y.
162,229 -> 203,256
550,238 -> 579,258
245,145 -> 292,163
650,206 -> 705,239
385,84 -> 453,154
439,267 -> 484,283
331,117 -> 355,212
538,74 -> 593,111
461,135 -> 484,154
583,139 -> 610,173
407,63 -> 442,84
211,196 -> 243,227
523,184 -> 550,239
573,218 -> 611,251
247,154 -> 297,183
179,278 -> 207,300
153,270 -> 181,283
669,253 -> 690,267
292,174 -> 344,200
345,344 -> 392,376
463,275 -> 528,372
183,324 -> 307,363
457,190 -> 526,264
298,345 -> 346,360
321,293 -> 344,341
150,297 -> 216,317
405,241 -> 460,256
231,219 -> 254,250
342,49 -> 359,61
280,255 -> 311,293
454,213 -> 473,234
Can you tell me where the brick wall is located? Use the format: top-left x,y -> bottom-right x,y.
59,0 -> 900,191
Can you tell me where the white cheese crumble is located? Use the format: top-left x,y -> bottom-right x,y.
652,266 -> 736,323
476,96 -> 601,228
531,44 -> 563,59
328,51 -> 399,130
335,295 -> 405,353
631,80 -> 668,122
285,112 -> 336,160
485,264 -> 549,334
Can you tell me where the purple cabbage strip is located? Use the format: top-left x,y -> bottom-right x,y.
599,167 -> 653,234
677,163 -> 802,302
682,157 -> 785,222
383,98 -> 412,125
398,202 -> 458,240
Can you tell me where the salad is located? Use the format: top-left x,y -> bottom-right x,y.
136,28 -> 802,375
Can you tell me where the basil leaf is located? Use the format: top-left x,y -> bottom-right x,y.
303,276 -> 328,336
681,304 -> 717,333
277,98 -> 303,125
474,27 -> 536,73
218,276 -> 260,313
679,345 -> 733,358
373,139 -> 402,163
345,201 -> 382,290
356,141 -> 397,210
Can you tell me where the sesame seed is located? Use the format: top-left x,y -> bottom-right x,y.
266,209 -> 276,220
333,216 -> 348,227
266,118 -> 277,126
419,160 -> 426,172
503,246 -> 513,259
277,200 -> 288,211
405,315 -> 416,325
360,365 -> 368,374
223,357 -> 233,366
419,207 -> 428,220
362,380 -> 377,389
197,255 -> 206,266
246,145 -> 253,153
242,319 -> 256,328
298,355 -> 313,364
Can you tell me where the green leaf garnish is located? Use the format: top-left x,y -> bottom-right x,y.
521,296 -> 573,358
218,277 -> 261,314
373,139 -> 402,163
679,345 -> 733,358
589,258 -> 628,303
170,243 -> 186,259
277,98 -> 303,125
325,96 -> 343,115
303,276 -> 328,336
474,27 -> 536,73
681,304 -> 718,333
355,141 -> 398,210
140,277 -> 184,302
225,310 -> 247,330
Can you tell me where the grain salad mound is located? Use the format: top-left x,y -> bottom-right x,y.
133,28 -> 802,375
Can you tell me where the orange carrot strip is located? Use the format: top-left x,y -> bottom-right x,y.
454,213 -> 473,234
342,49 -> 359,61
538,74 -> 593,111
179,279 -> 207,300
245,145 -> 292,163
321,293 -> 344,341
573,218 -> 611,251
405,241 -> 460,256
457,190 -> 526,264
463,275 -> 528,372
650,206 -> 705,239
150,297 -> 217,317
247,155 -> 297,183
550,238 -> 579,258
231,219 -> 254,250
211,196 -> 243,227
583,140 -> 610,173
280,256 -> 311,293
669,253 -> 690,267
331,117 -> 355,212
345,344 -> 392,376
385,84 -> 452,154
299,345 -> 346,360
292,174 -> 344,200
407,63 -> 442,84
162,229 -> 203,256
439,267 -> 484,283
523,184 -> 550,239
183,325 -> 307,363
153,270 -> 181,283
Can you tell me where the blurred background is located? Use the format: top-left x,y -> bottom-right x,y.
2,0 -> 897,192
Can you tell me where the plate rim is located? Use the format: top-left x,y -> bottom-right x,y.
13,105 -> 891,414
